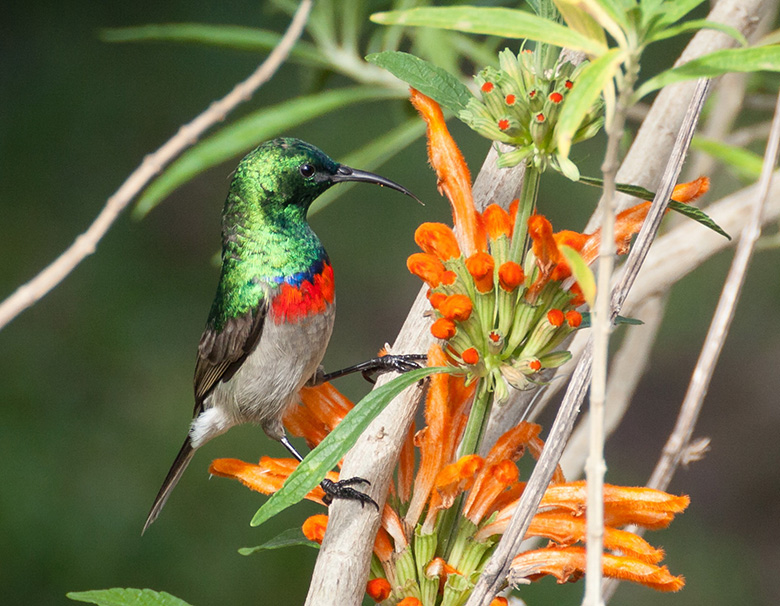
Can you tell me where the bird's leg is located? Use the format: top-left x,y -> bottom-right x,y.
279,436 -> 378,509
309,353 -> 428,386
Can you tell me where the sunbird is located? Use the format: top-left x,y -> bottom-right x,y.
143,138 -> 420,532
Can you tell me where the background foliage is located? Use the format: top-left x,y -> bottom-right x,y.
1,1 -> 779,604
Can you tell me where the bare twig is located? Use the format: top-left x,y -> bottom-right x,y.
604,89 -> 780,603
0,0 -> 313,332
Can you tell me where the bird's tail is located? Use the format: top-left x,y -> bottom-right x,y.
142,436 -> 196,534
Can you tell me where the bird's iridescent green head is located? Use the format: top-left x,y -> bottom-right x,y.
228,138 -> 418,220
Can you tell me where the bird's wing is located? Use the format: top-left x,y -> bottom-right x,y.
192,298 -> 268,415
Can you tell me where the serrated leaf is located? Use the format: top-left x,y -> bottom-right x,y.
636,45 -> 780,99
133,86 -> 404,218
578,175 -> 731,239
556,48 -> 624,157
101,24 -> 325,65
250,366 -> 448,528
690,137 -> 763,179
239,527 -> 319,555
646,19 -> 748,46
366,51 -> 471,113
559,244 -> 596,307
67,588 -> 192,606
371,7 -> 607,55
579,312 -> 643,328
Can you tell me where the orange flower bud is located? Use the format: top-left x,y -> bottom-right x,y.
547,309 -> 564,327
490,599 -> 509,606
366,578 -> 392,602
466,252 -> 495,293
439,294 -> 473,322
427,291 -> 447,310
415,222 -> 461,261
483,204 -> 512,240
431,318 -> 457,340
498,261 -> 524,292
462,347 -> 480,365
565,310 -> 582,327
529,359 -> 542,371
397,598 -> 423,606
672,176 -> 709,202
302,514 -> 328,543
440,270 -> 457,285
407,252 -> 445,287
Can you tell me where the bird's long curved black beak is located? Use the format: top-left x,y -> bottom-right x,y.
330,165 -> 422,204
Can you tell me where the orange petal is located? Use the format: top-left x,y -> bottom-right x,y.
483,204 -> 512,240
397,422 -> 415,503
439,293 -> 473,322
431,317 -> 457,340
498,261 -> 524,292
302,513 -> 328,543
465,252 -> 496,293
408,252 -> 446,287
463,459 -> 520,525
410,88 -> 485,255
672,176 -> 709,202
373,526 -> 394,563
366,578 -> 392,603
299,382 -> 354,431
415,222 -> 461,261
510,546 -> 685,591
398,598 -> 423,606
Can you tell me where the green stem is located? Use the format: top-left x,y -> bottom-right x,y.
436,379 -> 495,558
509,166 -> 541,264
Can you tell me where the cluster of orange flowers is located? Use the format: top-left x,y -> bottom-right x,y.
209,89 -> 707,604
211,349 -> 688,604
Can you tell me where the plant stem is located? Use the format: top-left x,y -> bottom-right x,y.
583,55 -> 639,606
509,166 -> 541,264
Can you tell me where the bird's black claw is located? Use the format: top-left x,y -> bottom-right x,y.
361,353 -> 428,383
320,477 -> 378,509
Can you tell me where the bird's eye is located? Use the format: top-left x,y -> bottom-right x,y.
299,163 -> 315,178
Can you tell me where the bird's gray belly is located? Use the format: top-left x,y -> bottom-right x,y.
190,304 -> 335,447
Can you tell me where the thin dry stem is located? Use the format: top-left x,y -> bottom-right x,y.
0,0 -> 314,332
604,89 -> 780,603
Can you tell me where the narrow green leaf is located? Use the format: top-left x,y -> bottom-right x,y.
371,7 -> 607,55
579,312 -> 643,328
552,0 -> 607,49
250,366 -> 449,528
134,87 -> 404,218
310,118 -> 427,216
559,245 -> 596,307
637,46 -> 780,99
690,137 -> 763,179
101,24 -> 325,65
578,175 -> 731,239
646,19 -> 748,46
239,527 -> 319,555
649,0 -> 707,31
556,48 -> 624,157
67,589 -> 192,606
366,51 -> 472,113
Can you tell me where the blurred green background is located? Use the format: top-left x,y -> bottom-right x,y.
2,2 -> 779,605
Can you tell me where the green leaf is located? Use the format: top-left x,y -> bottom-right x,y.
690,137 -> 763,179
101,24 -> 325,65
552,0 -> 607,49
648,0 -> 707,31
556,48 -> 624,157
637,46 -> 780,99
310,118 -> 427,216
578,175 -> 731,239
646,19 -> 748,46
579,312 -> 643,328
371,7 -> 607,55
239,527 -> 319,555
366,51 -> 472,113
250,366 -> 449,528
559,244 -> 596,307
133,86 -> 404,218
67,589 -> 192,606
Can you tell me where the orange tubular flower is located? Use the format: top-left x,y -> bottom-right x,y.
510,547 -> 685,592
431,317 -> 457,340
410,88 -> 486,255
466,252 -> 496,293
397,598 -> 423,606
302,513 -> 328,543
439,294 -> 473,322
483,204 -> 512,240
407,252 -> 446,287
366,578 -> 392,603
498,261 -> 524,292
415,222 -> 461,261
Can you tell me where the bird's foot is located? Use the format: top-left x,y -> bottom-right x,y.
313,353 -> 428,385
320,477 -> 378,509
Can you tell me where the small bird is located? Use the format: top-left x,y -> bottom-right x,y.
143,138 -> 420,532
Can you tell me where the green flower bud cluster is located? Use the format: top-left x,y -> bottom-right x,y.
459,49 -> 603,179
